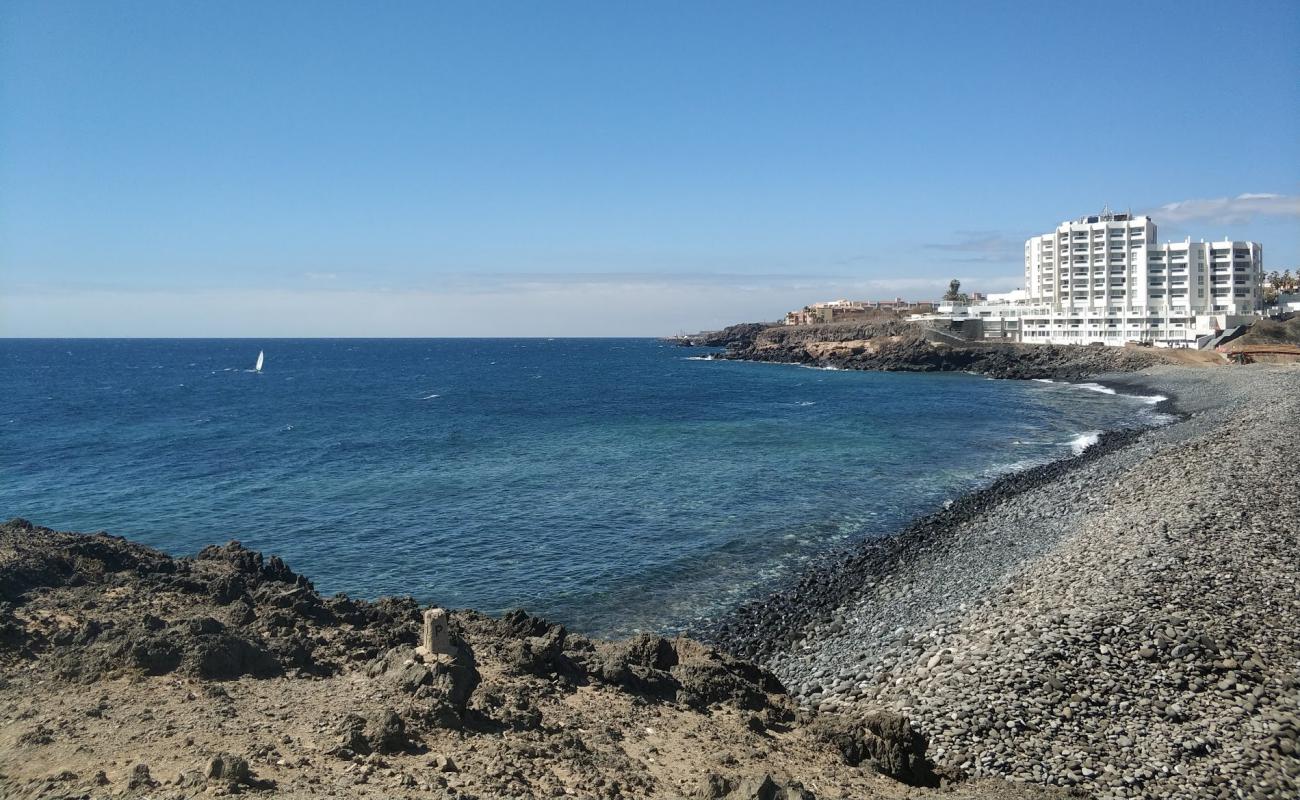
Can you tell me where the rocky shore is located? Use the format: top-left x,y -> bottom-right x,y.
713,364 -> 1300,799
668,322 -> 775,349
1,521 -> 1059,800
708,321 -> 1186,380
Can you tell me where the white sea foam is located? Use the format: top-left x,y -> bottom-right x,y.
1070,431 -> 1102,455
683,355 -> 713,361
796,401 -> 816,406
420,393 -> 441,400
1074,382 -> 1117,395
1047,378 -> 1169,410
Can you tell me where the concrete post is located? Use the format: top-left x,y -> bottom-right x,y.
415,608 -> 454,659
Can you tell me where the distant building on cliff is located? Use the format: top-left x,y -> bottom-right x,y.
913,209 -> 1265,347
783,298 -> 937,326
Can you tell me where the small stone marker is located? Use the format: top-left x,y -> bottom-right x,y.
415,607 -> 454,658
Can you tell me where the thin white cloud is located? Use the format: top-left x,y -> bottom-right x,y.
923,231 -> 1024,263
0,274 -> 1023,337
1148,193 -> 1300,225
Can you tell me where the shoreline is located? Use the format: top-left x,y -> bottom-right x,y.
703,427 -> 1148,661
708,362 -> 1299,797
696,355 -> 1188,665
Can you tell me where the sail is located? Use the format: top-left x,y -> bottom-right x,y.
255,351 -> 264,372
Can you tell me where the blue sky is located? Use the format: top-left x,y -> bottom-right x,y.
2,0 -> 1298,336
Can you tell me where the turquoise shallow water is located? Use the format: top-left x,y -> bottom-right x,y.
0,338 -> 1164,636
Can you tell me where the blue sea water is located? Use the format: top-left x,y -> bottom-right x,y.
0,339 -> 1166,636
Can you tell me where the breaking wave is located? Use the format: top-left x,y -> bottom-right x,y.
1069,431 -> 1102,455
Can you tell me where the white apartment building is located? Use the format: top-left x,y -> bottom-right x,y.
920,210 -> 1264,347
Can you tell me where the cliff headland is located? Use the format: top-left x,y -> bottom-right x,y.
675,320 -> 1219,380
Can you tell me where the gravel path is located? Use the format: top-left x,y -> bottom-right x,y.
756,364 -> 1300,799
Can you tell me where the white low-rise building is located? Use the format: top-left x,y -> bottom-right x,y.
917,210 -> 1265,347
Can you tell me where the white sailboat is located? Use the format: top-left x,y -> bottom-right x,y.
254,350 -> 264,372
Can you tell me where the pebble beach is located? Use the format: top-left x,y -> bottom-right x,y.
718,364 -> 1300,799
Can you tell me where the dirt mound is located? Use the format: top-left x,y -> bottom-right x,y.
1235,315 -> 1300,347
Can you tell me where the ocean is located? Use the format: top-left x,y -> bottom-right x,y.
0,338 -> 1167,637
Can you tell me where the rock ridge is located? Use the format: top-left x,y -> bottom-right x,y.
712,321 -> 1168,380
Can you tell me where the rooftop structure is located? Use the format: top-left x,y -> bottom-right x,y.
782,298 -> 937,326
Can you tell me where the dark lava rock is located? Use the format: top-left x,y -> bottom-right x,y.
366,708 -> 410,754
0,520 -> 431,681
127,634 -> 184,675
730,774 -> 783,800
497,609 -> 584,679
203,752 -> 251,787
695,773 -> 817,800
336,713 -> 371,755
696,773 -> 732,799
370,643 -> 480,711
672,639 -> 785,711
808,712 -> 937,787
189,630 -> 281,679
671,322 -> 775,349
0,519 -> 174,604
127,763 -> 157,789
583,634 -> 680,699
334,710 -> 412,755
574,634 -> 786,713
718,321 -> 1162,381
472,685 -> 546,731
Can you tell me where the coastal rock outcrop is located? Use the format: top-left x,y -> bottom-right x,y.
713,321 -> 1166,379
670,322 -> 776,349
808,712 -> 938,786
0,518 -> 975,800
